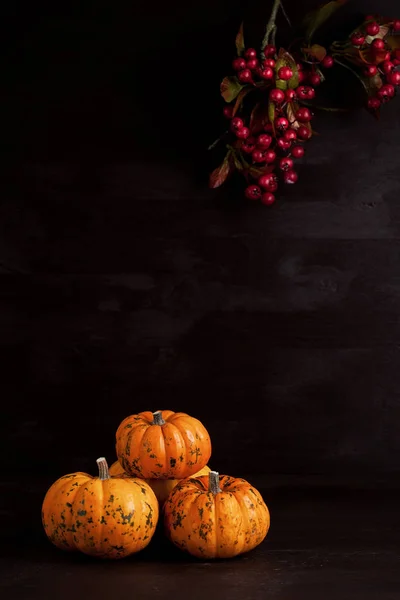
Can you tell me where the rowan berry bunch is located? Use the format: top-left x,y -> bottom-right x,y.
209,1 -> 400,206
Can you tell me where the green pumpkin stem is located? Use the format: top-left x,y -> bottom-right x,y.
208,471 -> 222,495
152,411 -> 166,426
96,457 -> 111,480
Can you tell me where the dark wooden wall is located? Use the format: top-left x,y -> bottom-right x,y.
1,0 -> 400,480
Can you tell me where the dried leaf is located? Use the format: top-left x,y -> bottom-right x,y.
287,101 -> 301,130
248,164 -> 275,178
209,152 -> 234,188
220,77 -> 244,103
250,102 -> 271,134
303,0 -> 349,43
302,44 -> 327,62
365,25 -> 389,44
386,34 -> 400,50
232,86 -> 256,116
235,22 -> 245,56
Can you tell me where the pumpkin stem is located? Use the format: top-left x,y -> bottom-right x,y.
96,457 -> 111,480
208,471 -> 222,495
152,411 -> 166,426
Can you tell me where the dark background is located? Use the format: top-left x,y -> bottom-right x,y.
1,0 -> 400,485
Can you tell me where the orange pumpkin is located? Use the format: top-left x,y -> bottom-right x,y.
164,470 -> 270,559
42,457 -> 159,559
109,460 -> 211,506
115,410 -> 212,479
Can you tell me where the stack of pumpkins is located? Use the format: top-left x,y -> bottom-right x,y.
42,410 -> 270,560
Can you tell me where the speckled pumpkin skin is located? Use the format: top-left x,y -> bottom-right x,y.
41,471 -> 159,559
109,460 -> 211,505
115,410 -> 212,479
164,474 -> 270,559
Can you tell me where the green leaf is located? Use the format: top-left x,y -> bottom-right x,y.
220,77 -> 244,103
232,86 -> 256,116
275,49 -> 300,90
268,102 -> 276,135
209,152 -> 234,188
302,44 -> 327,62
235,22 -> 245,56
303,0 -> 349,43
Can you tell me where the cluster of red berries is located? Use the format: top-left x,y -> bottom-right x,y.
350,18 -> 400,110
222,44 -> 335,205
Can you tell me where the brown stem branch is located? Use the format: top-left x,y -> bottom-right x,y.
96,457 -> 110,480
208,471 -> 222,495
261,0 -> 282,57
152,411 -> 166,426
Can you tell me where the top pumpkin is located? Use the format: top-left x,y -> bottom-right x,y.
115,410 -> 212,479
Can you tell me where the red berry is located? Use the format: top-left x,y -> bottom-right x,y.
371,39 -> 385,51
252,149 -> 267,163
232,58 -> 247,71
265,149 -> 276,163
231,117 -> 244,131
393,59 -> 400,66
242,136 -> 256,153
283,169 -> 298,184
309,73 -> 321,86
284,129 -> 297,142
278,66 -> 293,80
238,69 -> 253,84
364,65 -> 378,77
244,48 -> 257,60
365,14 -> 375,21
257,133 -> 272,148
223,105 -> 234,119
264,123 -> 274,132
261,192 -> 276,206
383,61 -> 395,74
351,32 -> 365,46
296,107 -> 313,122
236,126 -> 250,139
275,117 -> 289,131
279,157 -> 294,171
244,185 -> 262,200
365,22 -> 380,36
247,58 -> 259,70
277,138 -> 291,152
393,20 -> 400,32
297,125 -> 311,140
367,97 -> 381,110
263,58 -> 276,68
291,145 -> 305,158
383,52 -> 392,63
387,71 -> 400,86
393,49 -> 400,61
259,67 -> 274,80
321,56 -> 334,68
296,85 -> 315,100
259,173 -> 278,192
297,70 -> 306,83
263,44 -> 276,58
377,84 -> 395,102
269,88 -> 285,103
285,89 -> 296,101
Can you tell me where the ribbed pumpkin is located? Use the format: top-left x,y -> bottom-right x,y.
42,457 -> 159,559
109,460 -> 211,506
115,410 -> 212,479
164,470 -> 270,559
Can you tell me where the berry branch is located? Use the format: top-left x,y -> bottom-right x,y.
261,0 -> 282,56
209,2 -> 400,206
